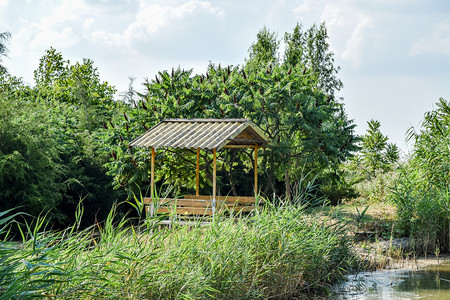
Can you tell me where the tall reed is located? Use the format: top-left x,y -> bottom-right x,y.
390,170 -> 450,254
0,202 -> 354,299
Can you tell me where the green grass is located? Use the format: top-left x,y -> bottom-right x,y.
0,202 -> 354,299
390,172 -> 450,255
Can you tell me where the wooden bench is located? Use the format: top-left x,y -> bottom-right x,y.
143,195 -> 263,217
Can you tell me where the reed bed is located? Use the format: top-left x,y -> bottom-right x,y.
0,203 -> 354,299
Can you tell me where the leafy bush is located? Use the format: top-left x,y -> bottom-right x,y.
0,81 -> 65,222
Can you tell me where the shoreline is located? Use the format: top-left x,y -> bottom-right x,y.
385,254 -> 450,271
354,240 -> 450,272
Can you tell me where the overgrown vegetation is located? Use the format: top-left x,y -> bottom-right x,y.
104,23 -> 359,204
0,54 -> 124,228
346,119 -> 400,203
0,203 -> 354,299
1,19 -> 450,297
0,23 -> 361,228
390,98 -> 450,254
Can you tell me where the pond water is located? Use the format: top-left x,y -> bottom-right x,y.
333,261 -> 450,299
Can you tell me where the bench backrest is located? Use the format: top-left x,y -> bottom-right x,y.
143,195 -> 263,216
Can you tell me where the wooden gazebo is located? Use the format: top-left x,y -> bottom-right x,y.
129,118 -> 270,216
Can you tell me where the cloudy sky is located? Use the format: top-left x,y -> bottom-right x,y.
2,0 -> 450,151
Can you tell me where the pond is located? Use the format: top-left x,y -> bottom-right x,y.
332,261 -> 450,299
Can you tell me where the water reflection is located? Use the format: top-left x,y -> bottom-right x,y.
333,262 -> 450,299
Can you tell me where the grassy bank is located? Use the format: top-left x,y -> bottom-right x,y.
0,203 -> 354,299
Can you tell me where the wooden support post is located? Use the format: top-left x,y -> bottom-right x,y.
212,148 -> 217,216
150,147 -> 155,216
196,148 -> 200,196
254,145 -> 258,198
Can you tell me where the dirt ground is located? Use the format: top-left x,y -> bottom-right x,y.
319,201 -> 450,271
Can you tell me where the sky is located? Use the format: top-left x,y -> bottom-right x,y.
2,0 -> 450,152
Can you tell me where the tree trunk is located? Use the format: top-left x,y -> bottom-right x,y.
263,151 -> 276,196
285,168 -> 291,203
226,170 -> 238,196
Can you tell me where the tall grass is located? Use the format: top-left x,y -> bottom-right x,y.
390,170 -> 450,254
0,202 -> 354,299
391,98 -> 450,254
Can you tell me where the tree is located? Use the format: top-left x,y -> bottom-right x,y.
246,26 -> 280,69
0,31 -> 11,72
31,48 -> 122,227
120,76 -> 138,106
358,119 -> 399,178
0,76 -> 66,222
245,23 -> 356,200
105,23 -> 359,203
34,48 -> 117,132
284,23 -> 343,96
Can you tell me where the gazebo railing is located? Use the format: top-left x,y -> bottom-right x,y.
143,195 -> 264,217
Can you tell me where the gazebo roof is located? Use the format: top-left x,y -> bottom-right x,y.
129,118 -> 270,150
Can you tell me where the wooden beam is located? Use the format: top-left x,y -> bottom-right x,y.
254,145 -> 258,198
150,147 -> 155,216
196,148 -> 200,196
228,138 -> 268,144
223,145 -> 256,149
212,148 -> 217,216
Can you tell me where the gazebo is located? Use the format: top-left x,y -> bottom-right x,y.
129,118 -> 270,216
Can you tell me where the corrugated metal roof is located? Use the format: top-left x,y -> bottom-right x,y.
129,118 -> 270,150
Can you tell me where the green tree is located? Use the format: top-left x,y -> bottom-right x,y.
0,75 -> 66,222
246,23 -> 356,200
105,23 -> 359,203
34,47 -> 69,88
31,48 -> 121,226
0,31 -> 11,72
246,26 -> 280,69
34,48 -> 116,132
284,22 -> 343,96
359,119 -> 399,178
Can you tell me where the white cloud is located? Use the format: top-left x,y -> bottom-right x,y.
0,0 -> 9,26
91,0 -> 225,47
21,0 -> 88,49
293,0 -> 325,16
91,30 -> 125,48
82,18 -> 94,31
321,2 -> 373,68
340,14 -> 373,67
293,0 -> 374,68
30,26 -> 79,49
410,20 -> 450,56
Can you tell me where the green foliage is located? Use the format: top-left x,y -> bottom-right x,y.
344,119 -> 399,203
0,31 -> 10,72
0,202 -> 354,298
0,48 -> 123,228
284,23 -> 343,96
391,98 -> 450,253
105,23 -> 359,203
247,26 -> 280,69
407,98 -> 450,188
359,120 -> 399,178
0,79 -> 66,222
34,47 -> 117,133
391,170 -> 449,254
